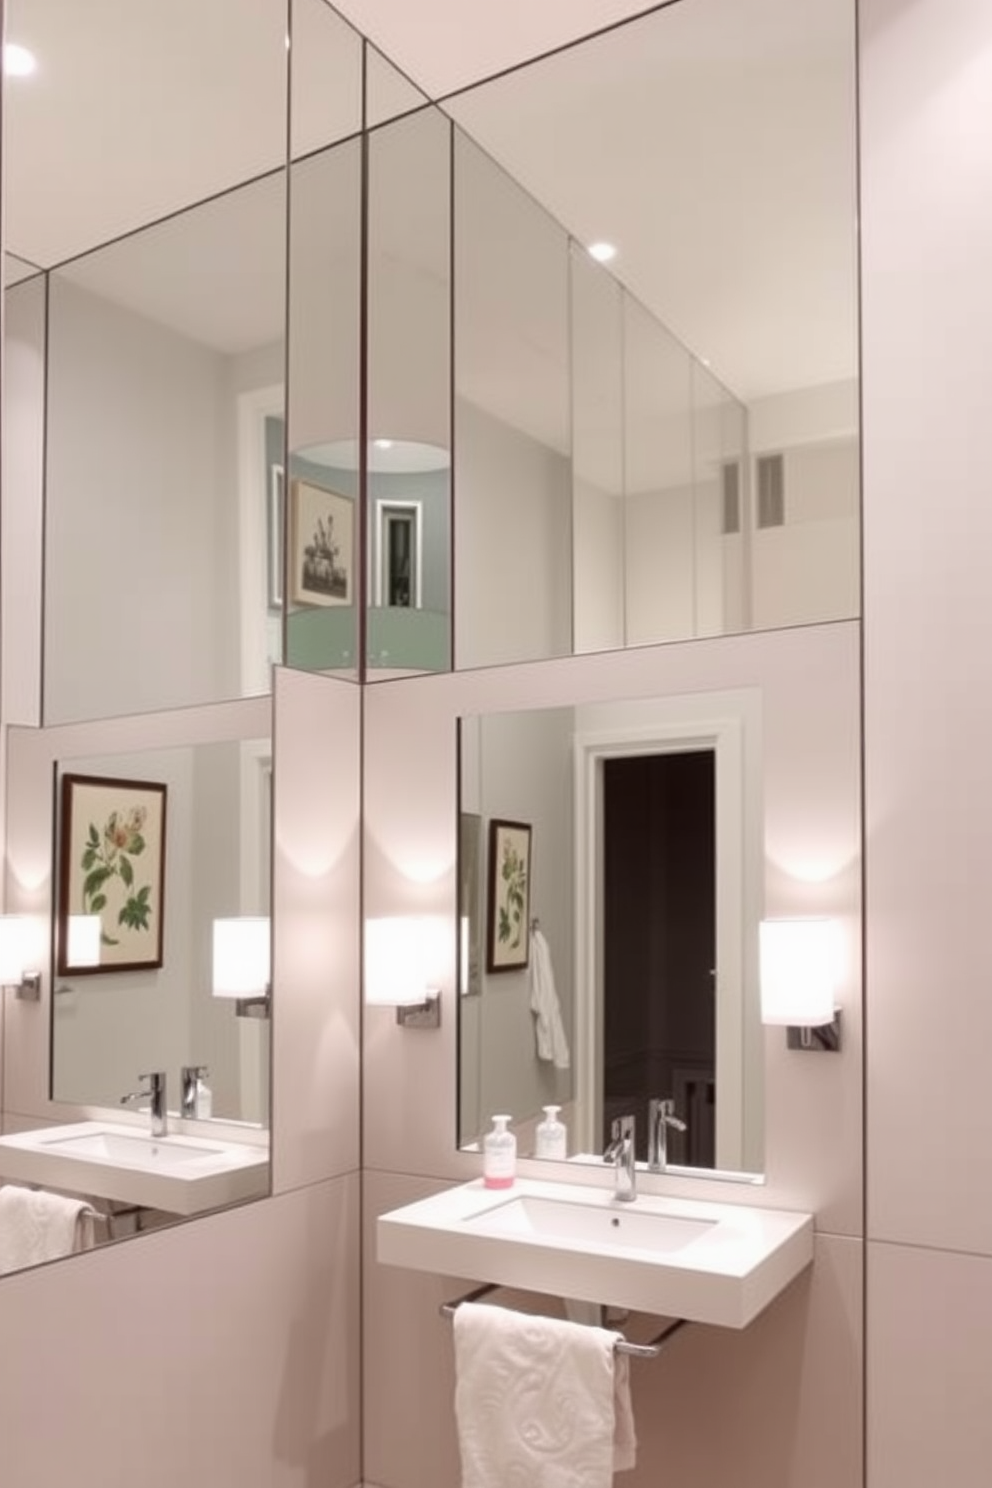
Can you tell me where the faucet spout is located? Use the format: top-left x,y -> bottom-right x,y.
647,1097 -> 687,1173
604,1114 -> 636,1202
120,1071 -> 167,1137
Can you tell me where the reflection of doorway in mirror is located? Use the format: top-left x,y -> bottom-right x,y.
602,751 -> 715,1166
574,705 -> 761,1174
375,500 -> 422,608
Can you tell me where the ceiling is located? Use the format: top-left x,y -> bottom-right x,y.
2,0 -> 859,406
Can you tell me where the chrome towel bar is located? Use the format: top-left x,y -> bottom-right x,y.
440,1282 -> 688,1359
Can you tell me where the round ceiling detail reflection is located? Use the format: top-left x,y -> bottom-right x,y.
299,440 -> 451,474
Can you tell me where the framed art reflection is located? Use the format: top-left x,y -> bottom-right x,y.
57,774 -> 167,975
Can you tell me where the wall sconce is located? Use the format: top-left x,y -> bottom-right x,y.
0,915 -> 40,1000
365,916 -> 441,1029
67,914 -> 101,969
212,917 -> 271,1019
759,917 -> 841,1052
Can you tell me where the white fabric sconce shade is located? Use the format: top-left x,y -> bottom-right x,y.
212,917 -> 271,1018
759,917 -> 836,1027
365,916 -> 441,1028
0,915 -> 40,999
67,914 -> 101,969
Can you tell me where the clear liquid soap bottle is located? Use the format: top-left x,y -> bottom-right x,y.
535,1104 -> 567,1159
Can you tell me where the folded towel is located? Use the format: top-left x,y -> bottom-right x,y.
0,1185 -> 90,1274
529,928 -> 571,1071
453,1302 -> 636,1487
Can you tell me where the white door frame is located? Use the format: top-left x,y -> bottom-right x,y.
573,699 -> 760,1170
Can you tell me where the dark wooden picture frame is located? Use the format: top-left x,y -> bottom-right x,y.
486,818 -> 532,974
57,774 -> 167,975
289,478 -> 354,608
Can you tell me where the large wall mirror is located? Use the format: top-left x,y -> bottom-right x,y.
446,0 -> 859,668
51,737 -> 272,1127
2,0 -> 296,725
0,697 -> 272,1277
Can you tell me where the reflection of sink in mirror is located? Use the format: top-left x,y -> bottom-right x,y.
463,1194 -> 716,1254
0,1122 -> 269,1218
38,1130 -> 225,1166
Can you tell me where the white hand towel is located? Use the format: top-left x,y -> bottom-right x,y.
453,1302 -> 636,1487
529,928 -> 571,1071
0,1185 -> 89,1274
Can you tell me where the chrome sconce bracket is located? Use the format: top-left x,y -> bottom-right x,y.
13,971 -> 41,1002
395,989 -> 441,1029
786,1010 -> 841,1052
235,992 -> 271,1020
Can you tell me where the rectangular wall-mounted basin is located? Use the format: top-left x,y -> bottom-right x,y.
379,1177 -> 814,1328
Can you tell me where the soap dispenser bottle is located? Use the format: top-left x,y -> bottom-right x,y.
483,1115 -> 517,1189
535,1105 -> 567,1159
195,1069 -> 213,1120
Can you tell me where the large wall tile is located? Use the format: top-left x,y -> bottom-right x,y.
0,1173 -> 361,1488
272,667 -> 361,1192
862,0 -> 992,1252
867,1240 -> 992,1488
363,625 -> 862,1231
365,1170 -> 862,1488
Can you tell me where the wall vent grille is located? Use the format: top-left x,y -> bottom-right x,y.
721,460 -> 741,535
756,453 -> 785,528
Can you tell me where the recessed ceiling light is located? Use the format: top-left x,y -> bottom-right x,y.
373,438 -> 394,450
4,43 -> 37,77
587,241 -> 617,264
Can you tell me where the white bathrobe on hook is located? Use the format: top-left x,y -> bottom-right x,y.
529,928 -> 571,1070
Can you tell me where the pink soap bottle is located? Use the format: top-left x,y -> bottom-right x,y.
483,1115 -> 516,1189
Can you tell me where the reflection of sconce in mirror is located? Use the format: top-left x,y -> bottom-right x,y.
759,917 -> 841,1052
365,916 -> 441,1029
67,914 -> 101,969
212,917 -> 271,1020
0,915 -> 41,1000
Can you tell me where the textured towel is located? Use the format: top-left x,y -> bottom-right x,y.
0,1185 -> 89,1274
529,928 -> 571,1070
453,1302 -> 636,1487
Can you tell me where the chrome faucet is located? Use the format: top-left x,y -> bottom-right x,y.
647,1097 -> 687,1173
603,1114 -> 636,1202
120,1071 -> 167,1137
180,1065 -> 208,1120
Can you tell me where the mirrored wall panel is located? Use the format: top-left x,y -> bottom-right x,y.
366,105 -> 452,674
52,737 -> 272,1128
448,0 -> 859,664
459,690 -> 765,1176
4,0 -> 293,724
44,173 -> 287,721
453,130 -> 573,669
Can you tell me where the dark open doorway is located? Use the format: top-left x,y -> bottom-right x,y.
601,749 -> 716,1166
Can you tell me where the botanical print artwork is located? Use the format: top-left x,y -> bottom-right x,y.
486,819 -> 532,974
80,805 -> 153,940
58,775 -> 167,975
290,480 -> 354,608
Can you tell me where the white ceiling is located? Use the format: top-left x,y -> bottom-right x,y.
2,0 -> 859,406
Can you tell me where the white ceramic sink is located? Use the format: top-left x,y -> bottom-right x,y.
44,1130 -> 222,1165
0,1121 -> 269,1216
465,1193 -> 716,1254
378,1177 -> 814,1328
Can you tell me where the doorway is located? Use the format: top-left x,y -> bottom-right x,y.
573,703 -> 756,1171
601,750 -> 715,1165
